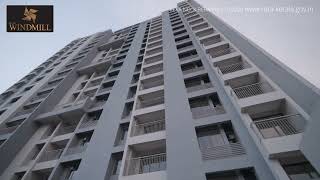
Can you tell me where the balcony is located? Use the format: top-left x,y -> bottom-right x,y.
146,40 -> 162,49
201,143 -> 245,160
185,75 -> 212,93
125,153 -> 166,176
98,37 -> 126,51
206,44 -> 236,59
38,149 -> 63,162
98,81 -> 114,93
140,75 -> 164,91
197,122 -> 246,161
176,41 -> 194,53
195,27 -> 215,39
28,93 -> 50,103
76,59 -> 113,76
145,47 -> 163,57
136,90 -> 164,110
65,133 -> 89,157
132,110 -> 165,136
58,160 -> 80,180
217,59 -> 251,75
189,17 -> 204,27
199,34 -> 222,47
142,63 -> 163,76
280,155 -> 320,180
80,111 -> 101,129
14,105 -> 38,118
231,82 -> 273,99
191,22 -> 209,31
182,66 -> 204,75
0,125 -> 18,138
80,119 -> 98,129
55,124 -> 76,136
187,83 -> 213,93
206,168 -> 258,180
35,98 -> 92,123
144,53 -> 163,65
178,49 -> 198,62
189,94 -> 225,119
251,114 -> 305,139
124,140 -> 166,176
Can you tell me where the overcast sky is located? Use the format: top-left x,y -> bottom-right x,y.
0,0 -> 319,93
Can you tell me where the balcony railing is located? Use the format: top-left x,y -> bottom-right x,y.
186,83 -> 213,93
80,120 -> 98,128
231,82 -> 273,99
177,45 -> 194,52
30,93 -> 50,102
65,144 -> 87,155
90,100 -> 107,109
217,62 -> 250,75
38,149 -> 63,162
132,119 -> 165,136
200,143 -> 245,160
191,105 -> 225,119
179,54 -> 198,62
251,114 -> 304,139
143,68 -> 163,76
56,98 -> 88,110
14,108 -> 35,117
56,125 -> 76,136
182,66 -> 204,75
125,153 -> 166,175
0,125 -> 18,136
138,96 -> 164,109
99,86 -> 112,93
140,79 -> 164,90
209,47 -> 236,59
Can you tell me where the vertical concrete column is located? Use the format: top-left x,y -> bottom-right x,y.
179,1 -> 278,179
162,11 -> 206,180
75,22 -> 147,180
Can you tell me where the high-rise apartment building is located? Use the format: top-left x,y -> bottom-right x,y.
1,0 -> 320,180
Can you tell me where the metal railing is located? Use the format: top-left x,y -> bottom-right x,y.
132,119 -> 165,136
177,45 -> 194,52
191,105 -> 225,119
231,82 -> 273,99
138,96 -> 164,109
182,66 -> 204,75
14,108 -> 35,117
0,125 -> 18,136
56,98 -> 86,110
209,47 -> 236,58
65,144 -> 87,155
143,68 -> 163,76
187,83 -> 213,93
56,125 -> 76,136
125,153 -> 166,175
251,114 -> 304,139
217,61 -> 250,75
29,93 -> 49,102
80,120 -> 98,128
179,54 -> 198,62
140,79 -> 164,90
200,143 -> 245,160
90,100 -> 106,108
200,36 -> 221,46
99,86 -> 112,93
38,149 -> 63,162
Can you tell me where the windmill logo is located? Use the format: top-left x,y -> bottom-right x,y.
22,7 -> 38,23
